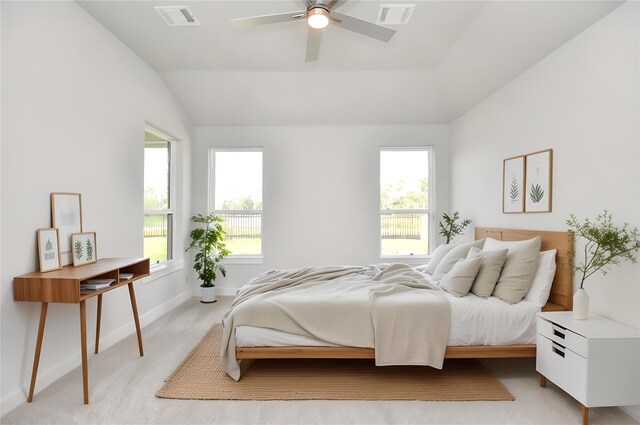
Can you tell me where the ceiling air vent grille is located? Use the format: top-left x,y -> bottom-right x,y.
377,4 -> 415,25
154,6 -> 200,26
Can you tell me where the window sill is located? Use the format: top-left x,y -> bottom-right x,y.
222,256 -> 264,265
139,260 -> 185,285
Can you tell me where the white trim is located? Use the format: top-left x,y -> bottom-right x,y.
222,255 -> 264,265
379,146 -> 434,256
0,286 -> 194,416
142,260 -> 184,285
144,131 -> 177,265
144,123 -> 180,143
208,147 -> 264,257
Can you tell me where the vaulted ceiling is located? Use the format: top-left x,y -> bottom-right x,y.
78,1 -> 623,125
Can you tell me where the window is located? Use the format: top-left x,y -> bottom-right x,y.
144,129 -> 174,265
380,148 -> 432,256
209,149 -> 263,256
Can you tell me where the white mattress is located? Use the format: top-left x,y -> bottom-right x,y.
235,292 -> 540,348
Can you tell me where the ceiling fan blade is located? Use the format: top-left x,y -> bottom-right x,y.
305,29 -> 323,62
231,10 -> 307,28
331,11 -> 396,42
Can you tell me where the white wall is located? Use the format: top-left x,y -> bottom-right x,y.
194,125 -> 449,293
1,1 -> 193,415
450,2 -> 639,329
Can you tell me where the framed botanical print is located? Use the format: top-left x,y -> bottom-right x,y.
51,192 -> 83,266
525,149 -> 553,213
71,232 -> 97,266
503,155 -> 525,213
37,228 -> 62,272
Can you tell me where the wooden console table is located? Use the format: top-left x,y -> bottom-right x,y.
14,257 -> 150,404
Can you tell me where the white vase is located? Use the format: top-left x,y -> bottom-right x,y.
573,288 -> 589,320
200,286 -> 217,304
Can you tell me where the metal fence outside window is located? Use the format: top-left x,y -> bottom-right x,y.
381,213 -> 423,240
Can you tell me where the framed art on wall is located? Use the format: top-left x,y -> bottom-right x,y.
503,155 -> 525,213
37,228 -> 62,272
525,149 -> 553,213
51,192 -> 83,266
71,232 -> 97,266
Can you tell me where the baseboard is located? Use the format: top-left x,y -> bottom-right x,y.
0,287 -> 195,417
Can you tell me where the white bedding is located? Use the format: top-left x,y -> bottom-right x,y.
235,292 -> 540,348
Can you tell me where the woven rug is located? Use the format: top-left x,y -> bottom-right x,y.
156,324 -> 514,401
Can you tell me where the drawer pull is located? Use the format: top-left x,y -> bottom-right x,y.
552,324 -> 566,339
551,342 -> 565,358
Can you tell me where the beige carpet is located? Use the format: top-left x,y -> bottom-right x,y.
156,324 -> 514,401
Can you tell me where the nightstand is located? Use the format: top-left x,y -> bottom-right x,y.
537,311 -> 640,425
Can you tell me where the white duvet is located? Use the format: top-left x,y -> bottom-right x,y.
235,291 -> 540,348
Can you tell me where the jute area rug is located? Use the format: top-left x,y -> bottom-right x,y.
156,325 -> 514,401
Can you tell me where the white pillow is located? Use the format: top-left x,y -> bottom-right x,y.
524,250 -> 557,307
432,239 -> 486,281
425,243 -> 456,275
439,257 -> 483,297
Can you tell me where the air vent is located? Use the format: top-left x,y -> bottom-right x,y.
377,4 -> 415,25
154,6 -> 200,26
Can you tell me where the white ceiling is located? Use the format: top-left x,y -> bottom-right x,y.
78,0 -> 623,125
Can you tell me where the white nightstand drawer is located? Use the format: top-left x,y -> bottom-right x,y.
537,316 -> 588,358
537,334 -> 587,403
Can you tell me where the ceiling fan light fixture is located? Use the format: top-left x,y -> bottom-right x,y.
307,8 -> 329,29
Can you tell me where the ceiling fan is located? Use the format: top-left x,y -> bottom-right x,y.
231,0 -> 397,62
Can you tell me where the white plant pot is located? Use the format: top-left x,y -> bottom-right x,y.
200,285 -> 217,304
573,288 -> 589,320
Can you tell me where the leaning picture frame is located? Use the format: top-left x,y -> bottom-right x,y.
71,232 -> 97,266
51,192 -> 83,266
37,228 -> 62,272
503,155 -> 525,214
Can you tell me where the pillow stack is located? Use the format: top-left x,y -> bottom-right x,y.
426,236 -> 554,305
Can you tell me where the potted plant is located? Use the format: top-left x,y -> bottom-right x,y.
438,211 -> 472,244
186,213 -> 230,304
567,210 -> 640,320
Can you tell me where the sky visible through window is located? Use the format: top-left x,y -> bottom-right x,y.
144,143 -> 169,209
214,151 -> 262,210
380,150 -> 429,209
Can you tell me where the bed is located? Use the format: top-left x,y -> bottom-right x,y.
229,227 -> 573,367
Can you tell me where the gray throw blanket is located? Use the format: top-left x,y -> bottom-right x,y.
221,263 -> 451,380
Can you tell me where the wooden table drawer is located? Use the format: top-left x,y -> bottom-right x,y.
537,316 -> 588,358
537,334 -> 587,403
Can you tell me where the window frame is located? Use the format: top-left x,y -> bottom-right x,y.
208,147 -> 264,262
144,125 -> 177,270
379,146 -> 435,259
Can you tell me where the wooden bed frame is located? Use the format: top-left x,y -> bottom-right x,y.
236,227 -> 574,360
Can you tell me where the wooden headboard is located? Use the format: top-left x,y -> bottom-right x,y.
475,227 -> 574,311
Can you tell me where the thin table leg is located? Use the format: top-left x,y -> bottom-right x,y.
95,294 -> 102,354
80,300 -> 89,404
27,302 -> 48,402
128,282 -> 144,357
539,374 -> 547,387
582,404 -> 589,425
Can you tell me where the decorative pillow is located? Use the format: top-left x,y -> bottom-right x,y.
488,236 -> 542,304
425,243 -> 457,275
432,239 -> 486,281
439,257 -> 483,297
467,247 -> 508,299
524,250 -> 557,307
